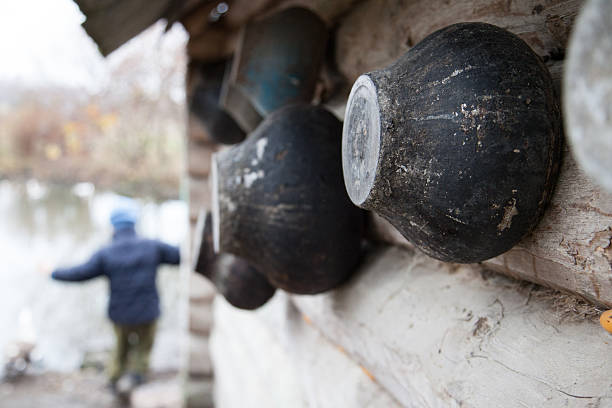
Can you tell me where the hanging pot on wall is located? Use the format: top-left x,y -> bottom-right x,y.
212,104 -> 365,294
193,209 -> 275,310
218,81 -> 263,134
188,60 -> 247,145
342,22 -> 562,263
220,6 -> 328,130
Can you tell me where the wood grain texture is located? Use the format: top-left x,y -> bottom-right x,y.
186,26 -> 239,61
211,293 -> 401,407
485,149 -> 612,306
335,0 -> 584,82
369,147 -> 612,307
182,0 -> 359,61
188,176 -> 211,223
211,298 -> 309,408
189,272 -> 216,304
187,333 -> 213,376
332,0 -> 611,306
187,139 -> 213,178
291,246 -> 612,407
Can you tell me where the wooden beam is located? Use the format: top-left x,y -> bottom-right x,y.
181,0 -> 360,61
335,0 -> 584,82
74,0 -> 172,56
291,246 -> 612,407
211,293 -> 402,407
484,150 -> 612,307
368,145 -> 612,308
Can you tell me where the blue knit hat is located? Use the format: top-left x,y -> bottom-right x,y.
110,197 -> 139,230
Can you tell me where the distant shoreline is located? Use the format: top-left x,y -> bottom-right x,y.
0,169 -> 181,201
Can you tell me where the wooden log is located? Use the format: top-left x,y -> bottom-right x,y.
163,0 -> 210,30
484,150 -> 612,307
188,272 -> 216,305
179,1 -> 219,38
187,333 -> 213,377
189,300 -> 213,335
187,112 -> 224,146
342,23 -> 562,263
188,177 -> 211,218
291,246 -> 612,407
335,0 -> 584,82
368,146 -> 612,308
186,26 -> 239,62
180,0 -> 358,37
564,0 -> 612,192
272,0 -> 362,25
75,0 -> 171,56
192,210 -> 276,310
211,293 -> 402,407
187,139 -> 214,178
210,297 -> 308,407
212,105 -> 365,294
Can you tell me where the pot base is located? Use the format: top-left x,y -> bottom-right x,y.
342,74 -> 381,207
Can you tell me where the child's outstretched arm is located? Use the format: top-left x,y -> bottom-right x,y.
51,251 -> 105,282
157,241 -> 180,266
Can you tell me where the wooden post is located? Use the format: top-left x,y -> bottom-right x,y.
342,23 -> 562,263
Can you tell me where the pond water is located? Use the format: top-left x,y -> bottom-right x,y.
0,180 -> 187,374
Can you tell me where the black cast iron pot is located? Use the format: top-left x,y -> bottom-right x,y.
342,23 -> 562,263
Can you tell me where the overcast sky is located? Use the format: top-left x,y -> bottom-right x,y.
0,0 -> 187,93
0,0 -> 106,89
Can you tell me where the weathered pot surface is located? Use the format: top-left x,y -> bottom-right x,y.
193,209 -> 275,310
227,7 -> 328,117
342,22 -> 562,263
189,60 -> 247,145
213,104 -> 365,294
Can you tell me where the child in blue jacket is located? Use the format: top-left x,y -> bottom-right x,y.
51,202 -> 180,389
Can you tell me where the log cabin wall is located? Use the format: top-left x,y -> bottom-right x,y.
181,0 -> 612,407
183,62 -> 217,408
